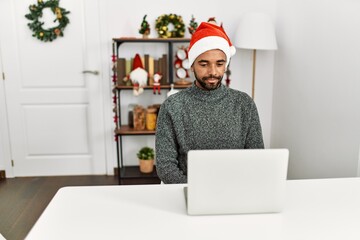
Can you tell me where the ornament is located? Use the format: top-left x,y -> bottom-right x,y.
139,14 -> 150,38
25,0 -> 70,42
188,15 -> 198,35
155,14 -> 185,38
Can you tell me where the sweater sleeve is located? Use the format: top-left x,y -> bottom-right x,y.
244,100 -> 265,149
155,102 -> 187,184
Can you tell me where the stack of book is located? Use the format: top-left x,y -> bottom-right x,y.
117,54 -> 168,86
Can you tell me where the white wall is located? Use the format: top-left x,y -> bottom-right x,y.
0,0 -> 277,173
4,0 -> 357,179
98,0 -> 278,166
271,0 -> 360,179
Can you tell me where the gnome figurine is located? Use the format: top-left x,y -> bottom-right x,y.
128,54 -> 148,96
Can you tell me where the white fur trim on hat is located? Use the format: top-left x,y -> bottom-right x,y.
188,36 -> 236,67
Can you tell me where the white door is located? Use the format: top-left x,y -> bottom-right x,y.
0,0 -> 107,176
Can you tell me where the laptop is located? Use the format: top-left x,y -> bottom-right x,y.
184,149 -> 289,215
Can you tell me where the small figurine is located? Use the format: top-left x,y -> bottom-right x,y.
139,15 -> 150,38
125,54 -> 148,96
207,17 -> 217,25
153,73 -> 162,95
188,15 -> 198,35
207,17 -> 223,28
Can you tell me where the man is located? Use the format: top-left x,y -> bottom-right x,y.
155,22 -> 264,184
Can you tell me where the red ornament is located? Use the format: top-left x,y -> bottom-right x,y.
113,115 -> 118,123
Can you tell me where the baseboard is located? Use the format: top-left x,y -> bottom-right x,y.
0,170 -> 5,181
114,167 -> 119,176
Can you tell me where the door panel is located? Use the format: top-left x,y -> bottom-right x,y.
24,104 -> 89,155
1,0 -> 106,176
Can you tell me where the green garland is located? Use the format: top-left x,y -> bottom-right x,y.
25,0 -> 70,42
155,14 -> 185,38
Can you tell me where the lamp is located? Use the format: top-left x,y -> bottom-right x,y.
234,12 -> 278,99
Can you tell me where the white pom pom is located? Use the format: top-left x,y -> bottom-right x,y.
230,46 -> 236,56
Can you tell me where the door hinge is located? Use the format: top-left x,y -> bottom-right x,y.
11,160 -> 14,167
2,72 -> 5,80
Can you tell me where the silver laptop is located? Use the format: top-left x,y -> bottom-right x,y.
185,149 -> 289,215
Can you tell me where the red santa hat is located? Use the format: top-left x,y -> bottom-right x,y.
187,22 -> 236,67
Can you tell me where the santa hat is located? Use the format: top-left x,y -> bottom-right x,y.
187,22 -> 236,67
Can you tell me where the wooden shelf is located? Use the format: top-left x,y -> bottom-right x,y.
112,37 -> 190,184
115,125 -> 155,135
115,84 -> 191,90
113,37 -> 191,43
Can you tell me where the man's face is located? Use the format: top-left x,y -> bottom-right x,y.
191,49 -> 227,90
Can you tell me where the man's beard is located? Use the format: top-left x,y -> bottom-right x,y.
194,72 -> 223,90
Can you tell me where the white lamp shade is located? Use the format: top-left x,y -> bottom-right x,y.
234,12 -> 278,50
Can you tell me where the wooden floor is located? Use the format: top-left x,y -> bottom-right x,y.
0,175 -> 159,240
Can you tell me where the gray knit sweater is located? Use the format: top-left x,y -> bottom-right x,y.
155,82 -> 264,184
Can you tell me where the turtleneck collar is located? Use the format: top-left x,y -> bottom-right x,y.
188,81 -> 228,101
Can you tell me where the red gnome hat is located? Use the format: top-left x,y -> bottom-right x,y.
132,53 -> 144,70
129,53 -> 148,96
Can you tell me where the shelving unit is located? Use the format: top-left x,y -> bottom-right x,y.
112,38 -> 190,184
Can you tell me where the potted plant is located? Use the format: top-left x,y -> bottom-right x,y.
137,146 -> 155,173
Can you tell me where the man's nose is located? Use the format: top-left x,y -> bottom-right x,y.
208,64 -> 217,75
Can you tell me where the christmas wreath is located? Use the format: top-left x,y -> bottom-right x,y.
25,0 -> 70,42
155,14 -> 185,38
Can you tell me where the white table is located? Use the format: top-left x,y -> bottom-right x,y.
26,178 -> 360,240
